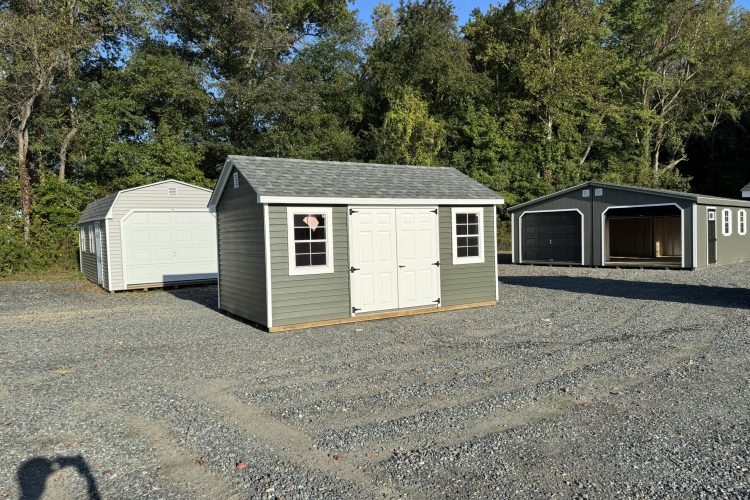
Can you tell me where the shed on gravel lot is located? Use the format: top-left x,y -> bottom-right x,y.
77,180 -> 218,291
208,155 -> 505,332
508,182 -> 750,269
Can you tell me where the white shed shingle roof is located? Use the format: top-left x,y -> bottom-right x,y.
210,156 -> 504,206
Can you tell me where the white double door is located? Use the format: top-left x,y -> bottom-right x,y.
350,207 -> 440,313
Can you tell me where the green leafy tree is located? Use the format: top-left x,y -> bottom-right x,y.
373,87 -> 446,165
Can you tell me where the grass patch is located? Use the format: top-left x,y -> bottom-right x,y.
0,266 -> 84,284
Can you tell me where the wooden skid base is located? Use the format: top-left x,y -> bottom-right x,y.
269,300 -> 497,333
124,279 -> 217,291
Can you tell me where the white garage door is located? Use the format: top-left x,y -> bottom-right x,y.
122,210 -> 217,287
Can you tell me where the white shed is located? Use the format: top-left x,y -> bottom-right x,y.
77,179 -> 218,291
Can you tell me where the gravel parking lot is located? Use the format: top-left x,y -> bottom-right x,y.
1,263 -> 749,498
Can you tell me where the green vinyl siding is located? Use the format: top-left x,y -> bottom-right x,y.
217,168 -> 266,324
269,206 -> 350,326
696,204 -> 750,267
439,206 -> 496,306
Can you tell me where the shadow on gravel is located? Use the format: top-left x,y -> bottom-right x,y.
164,284 -> 218,311
18,455 -> 101,499
501,276 -> 750,309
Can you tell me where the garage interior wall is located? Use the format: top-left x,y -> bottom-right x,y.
606,217 -> 681,259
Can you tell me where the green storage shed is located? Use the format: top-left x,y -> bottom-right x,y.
508,182 -> 750,269
208,156 -> 505,331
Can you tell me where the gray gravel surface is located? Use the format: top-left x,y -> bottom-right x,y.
1,263 -> 749,498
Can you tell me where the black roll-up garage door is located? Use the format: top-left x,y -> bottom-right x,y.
522,211 -> 582,263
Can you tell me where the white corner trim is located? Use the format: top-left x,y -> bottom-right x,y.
451,207 -> 485,265
78,227 -> 83,273
518,208 -> 585,265
493,209 -> 498,301
600,203 -> 685,269
105,219 -> 113,291
286,207 -> 335,276
510,213 -> 515,264
263,204 -> 273,328
259,196 -> 504,206
691,204 -> 698,269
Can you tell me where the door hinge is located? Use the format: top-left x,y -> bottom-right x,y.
398,265 -> 406,268
432,261 -> 440,267
433,298 -> 441,304
352,306 -> 361,313
350,266 -> 360,273
349,209 -> 358,215
431,209 -> 438,214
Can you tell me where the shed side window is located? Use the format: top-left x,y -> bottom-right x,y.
451,207 -> 484,264
722,209 -> 732,236
88,224 -> 95,252
80,227 -> 87,252
739,209 -> 747,236
286,207 -> 334,275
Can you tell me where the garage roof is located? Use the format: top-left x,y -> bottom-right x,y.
209,156 -> 504,207
508,181 -> 750,211
78,180 -> 212,224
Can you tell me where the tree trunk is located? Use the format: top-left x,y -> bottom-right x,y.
17,125 -> 32,242
58,101 -> 78,180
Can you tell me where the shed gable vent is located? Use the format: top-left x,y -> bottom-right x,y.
232,172 -> 239,189
168,187 -> 177,196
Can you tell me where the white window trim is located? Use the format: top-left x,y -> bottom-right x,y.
739,209 -> 747,236
80,227 -> 87,252
286,207 -> 334,276
451,207 -> 485,265
722,208 -> 732,236
87,224 -> 95,253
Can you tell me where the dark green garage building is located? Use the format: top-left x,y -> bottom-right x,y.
509,182 -> 750,269
209,156 -> 505,331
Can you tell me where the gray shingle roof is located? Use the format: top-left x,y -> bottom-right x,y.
742,182 -> 750,192
221,156 -> 503,203
508,181 -> 750,211
78,192 -> 118,224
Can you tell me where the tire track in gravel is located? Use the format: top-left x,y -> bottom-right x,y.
126,416 -> 240,499
316,315 -> 706,459
189,380 -> 399,498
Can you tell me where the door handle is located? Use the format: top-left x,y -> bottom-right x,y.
398,265 -> 406,268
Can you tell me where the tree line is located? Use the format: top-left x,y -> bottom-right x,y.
1,0 -> 748,275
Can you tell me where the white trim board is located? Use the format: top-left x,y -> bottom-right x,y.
691,204 -> 698,269
257,196 -> 504,206
510,213 -> 515,264
263,204 -> 273,328
493,209 -> 498,301
517,209 -> 585,266
600,203 -> 685,269
105,219 -> 113,291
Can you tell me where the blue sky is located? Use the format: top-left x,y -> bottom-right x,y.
352,0 -> 750,27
